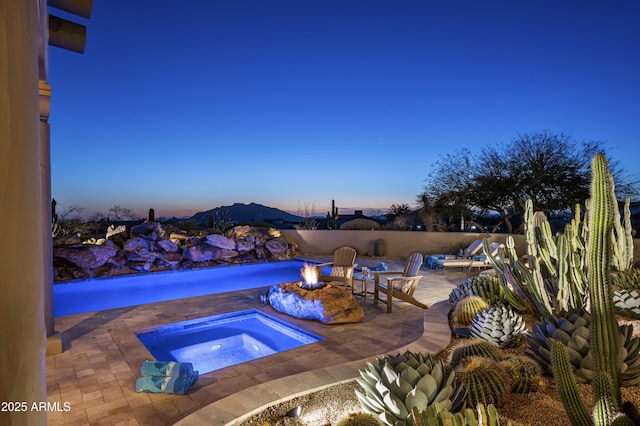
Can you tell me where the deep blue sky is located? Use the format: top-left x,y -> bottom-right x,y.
48,1 -> 640,219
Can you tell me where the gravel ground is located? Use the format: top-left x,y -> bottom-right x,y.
236,333 -> 640,426
237,381 -> 362,426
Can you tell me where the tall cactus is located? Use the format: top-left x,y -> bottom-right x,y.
550,153 -> 637,425
482,193 -> 633,317
588,153 -> 621,401
612,198 -> 634,271
148,208 -> 155,222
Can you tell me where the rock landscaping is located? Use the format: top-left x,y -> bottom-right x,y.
53,222 -> 298,282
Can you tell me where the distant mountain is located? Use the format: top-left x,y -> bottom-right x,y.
191,202 -> 303,226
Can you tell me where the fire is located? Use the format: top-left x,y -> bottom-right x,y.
300,263 -> 319,285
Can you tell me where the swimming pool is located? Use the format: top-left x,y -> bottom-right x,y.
136,309 -> 323,374
54,260 -> 313,317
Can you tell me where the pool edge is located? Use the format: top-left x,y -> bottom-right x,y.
172,300 -> 452,426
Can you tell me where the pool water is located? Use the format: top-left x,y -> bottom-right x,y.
54,260 -> 314,317
135,309 -> 323,374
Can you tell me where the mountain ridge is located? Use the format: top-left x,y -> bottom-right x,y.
191,202 -> 303,225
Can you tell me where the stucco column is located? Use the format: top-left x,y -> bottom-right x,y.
40,81 -> 61,349
0,1 -> 48,425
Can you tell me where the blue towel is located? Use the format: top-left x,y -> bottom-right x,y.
372,262 -> 388,271
139,360 -> 195,378
135,372 -> 199,394
426,255 -> 445,269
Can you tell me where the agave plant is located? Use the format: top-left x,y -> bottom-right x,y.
469,306 -> 527,348
408,402 -> 511,426
526,309 -> 640,385
613,289 -> 640,319
356,351 -> 467,426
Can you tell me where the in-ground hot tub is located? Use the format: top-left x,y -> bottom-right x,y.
136,309 -> 323,374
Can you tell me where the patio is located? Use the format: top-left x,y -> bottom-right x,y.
45,256 -> 471,426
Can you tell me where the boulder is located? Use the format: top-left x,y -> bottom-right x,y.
125,249 -> 157,263
157,239 -> 179,253
130,220 -> 164,240
210,248 -> 239,260
265,237 -> 288,254
182,245 -> 212,262
123,237 -> 153,252
106,224 -> 127,240
54,245 -> 118,270
156,252 -> 183,268
236,240 -> 255,252
53,233 -> 82,247
128,261 -> 154,271
267,282 -> 364,324
205,234 -> 236,250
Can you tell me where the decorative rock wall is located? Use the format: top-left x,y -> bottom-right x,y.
53,222 -> 299,282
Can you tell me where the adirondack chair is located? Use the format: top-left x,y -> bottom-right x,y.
373,252 -> 427,313
316,246 -> 358,289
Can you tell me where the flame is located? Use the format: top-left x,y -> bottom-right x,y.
300,263 -> 318,285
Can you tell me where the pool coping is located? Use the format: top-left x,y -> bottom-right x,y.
173,299 -> 452,425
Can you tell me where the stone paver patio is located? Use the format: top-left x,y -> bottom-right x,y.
46,256 -> 472,425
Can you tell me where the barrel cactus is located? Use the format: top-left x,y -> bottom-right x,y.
355,351 -> 467,426
448,275 -> 507,308
469,306 -> 527,348
500,355 -> 543,394
452,296 -> 490,326
454,357 -> 510,408
526,309 -> 640,385
448,339 -> 504,369
408,402 -> 511,426
613,289 -> 640,319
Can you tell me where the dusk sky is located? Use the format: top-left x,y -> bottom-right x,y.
48,1 -> 640,219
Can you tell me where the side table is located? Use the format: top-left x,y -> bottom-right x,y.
352,274 -> 373,302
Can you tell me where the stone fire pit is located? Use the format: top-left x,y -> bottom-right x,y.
267,281 -> 364,324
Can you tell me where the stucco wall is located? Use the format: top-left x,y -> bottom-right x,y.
281,230 -> 640,264
281,230 -> 524,257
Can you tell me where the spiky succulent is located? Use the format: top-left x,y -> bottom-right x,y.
454,357 -> 510,408
526,309 -> 640,385
500,355 -> 543,394
448,275 -> 507,308
469,306 -> 527,348
613,289 -> 640,319
408,402 -> 511,426
356,351 -> 466,426
612,268 -> 640,290
452,296 -> 489,326
448,339 -> 504,369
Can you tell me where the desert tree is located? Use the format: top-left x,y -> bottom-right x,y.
107,204 -> 137,221
422,148 -> 476,230
422,131 -> 638,234
389,203 -> 411,216
416,192 -> 436,231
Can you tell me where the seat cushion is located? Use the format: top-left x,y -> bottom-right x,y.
330,266 -> 353,278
